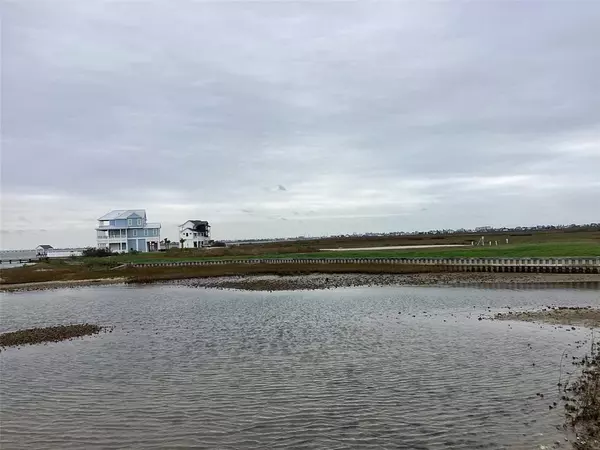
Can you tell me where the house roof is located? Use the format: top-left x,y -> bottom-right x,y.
180,228 -> 211,234
180,220 -> 210,227
37,245 -> 54,250
98,209 -> 147,220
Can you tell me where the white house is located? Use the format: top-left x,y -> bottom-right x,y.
36,245 -> 83,258
36,245 -> 53,256
179,220 -> 211,248
96,209 -> 161,253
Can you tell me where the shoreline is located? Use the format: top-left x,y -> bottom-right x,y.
0,278 -> 126,292
2,272 -> 598,292
494,306 -> 600,328
494,307 -> 600,449
177,272 -> 600,291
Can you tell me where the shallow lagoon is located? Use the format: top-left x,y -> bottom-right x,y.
1,284 -> 598,449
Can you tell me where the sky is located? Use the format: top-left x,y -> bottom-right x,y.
2,1 -> 599,249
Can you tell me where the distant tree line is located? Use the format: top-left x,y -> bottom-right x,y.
225,222 -> 600,243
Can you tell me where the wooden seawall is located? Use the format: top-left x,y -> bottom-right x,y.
129,257 -> 600,274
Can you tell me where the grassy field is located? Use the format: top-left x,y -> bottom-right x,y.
98,228 -> 600,263
84,240 -> 600,265
73,227 -> 600,264
1,228 -> 597,286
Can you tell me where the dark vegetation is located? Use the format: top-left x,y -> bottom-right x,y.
0,324 -> 103,348
564,340 -> 600,450
82,247 -> 113,257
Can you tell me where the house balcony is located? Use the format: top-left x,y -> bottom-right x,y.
97,235 -> 127,241
97,223 -> 160,231
98,235 -> 160,241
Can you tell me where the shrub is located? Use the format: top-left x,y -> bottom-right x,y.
82,247 -> 113,257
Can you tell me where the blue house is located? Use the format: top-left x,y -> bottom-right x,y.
96,210 -> 161,253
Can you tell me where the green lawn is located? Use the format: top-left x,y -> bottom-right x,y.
310,242 -> 600,259
112,241 -> 599,264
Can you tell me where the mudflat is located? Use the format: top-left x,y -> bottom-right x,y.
178,272 -> 600,291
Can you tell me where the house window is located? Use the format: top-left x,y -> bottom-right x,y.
144,229 -> 148,236
128,219 -> 132,226
137,219 -> 142,225
133,230 -> 137,237
154,229 -> 158,236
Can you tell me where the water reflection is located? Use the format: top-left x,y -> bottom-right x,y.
1,285 -> 598,449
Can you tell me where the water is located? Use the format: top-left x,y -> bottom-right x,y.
1,285 -> 598,449
0,249 -> 83,267
0,249 -> 37,269
0,261 -> 34,269
0,249 -> 38,260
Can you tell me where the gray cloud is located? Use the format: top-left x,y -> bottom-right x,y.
1,1 -> 599,248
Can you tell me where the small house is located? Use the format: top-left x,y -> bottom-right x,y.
179,220 -> 211,248
36,245 -> 53,257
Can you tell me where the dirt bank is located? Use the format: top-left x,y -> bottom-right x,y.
177,272 -> 600,291
1,272 -> 598,293
494,307 -> 600,328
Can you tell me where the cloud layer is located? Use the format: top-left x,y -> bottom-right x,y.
2,1 -> 599,248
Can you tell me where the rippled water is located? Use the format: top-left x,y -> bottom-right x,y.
1,284 -> 599,449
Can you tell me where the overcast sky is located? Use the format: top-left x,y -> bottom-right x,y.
2,1 -> 599,249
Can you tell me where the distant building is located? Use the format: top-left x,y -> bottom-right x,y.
35,245 -> 83,258
36,245 -> 53,256
96,209 -> 161,253
179,220 -> 211,248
